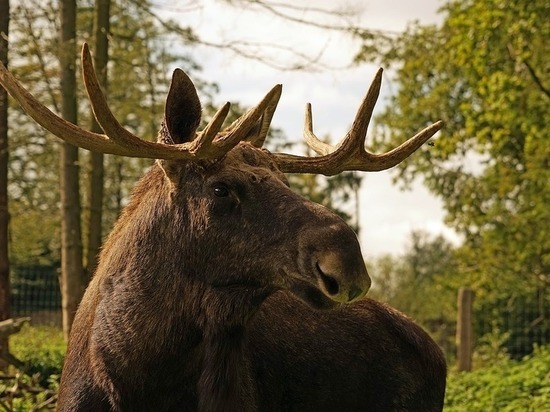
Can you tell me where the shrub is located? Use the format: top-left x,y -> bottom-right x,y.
9,324 -> 66,387
445,345 -> 550,411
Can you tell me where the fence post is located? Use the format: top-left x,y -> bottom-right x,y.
456,287 -> 474,372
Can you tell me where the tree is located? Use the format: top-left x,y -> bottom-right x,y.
0,0 -> 10,369
355,0 -> 549,355
7,0 -> 64,267
356,0 -> 549,302
369,231 -> 459,355
86,0 -> 110,277
59,0 -> 84,339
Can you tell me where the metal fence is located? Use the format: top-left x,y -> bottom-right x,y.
10,265 -> 550,359
475,292 -> 550,359
11,265 -> 62,327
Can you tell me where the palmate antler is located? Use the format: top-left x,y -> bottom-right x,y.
0,43 -> 443,175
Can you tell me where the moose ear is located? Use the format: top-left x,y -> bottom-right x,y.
163,69 -> 202,144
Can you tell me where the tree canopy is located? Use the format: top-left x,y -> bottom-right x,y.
356,0 -> 549,303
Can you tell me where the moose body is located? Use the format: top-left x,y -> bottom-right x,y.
252,295 -> 446,411
0,44 -> 446,411
57,156 -> 445,412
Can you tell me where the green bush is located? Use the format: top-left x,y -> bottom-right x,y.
0,372 -> 57,411
445,345 -> 550,411
9,324 -> 66,387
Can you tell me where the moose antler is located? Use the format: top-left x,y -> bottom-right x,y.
0,43 -> 282,161
0,44 -> 441,173
273,68 -> 443,175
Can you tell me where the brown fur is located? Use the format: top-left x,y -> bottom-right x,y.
57,72 -> 446,411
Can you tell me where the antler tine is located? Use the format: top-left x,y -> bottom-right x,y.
303,103 -> 334,156
273,68 -> 444,176
0,59 -> 129,155
82,44 -> 230,160
248,84 -> 282,147
304,69 -> 381,158
192,102 -> 231,156
81,44 -> 160,153
359,120 -> 444,169
337,68 -> 382,155
216,84 -> 283,152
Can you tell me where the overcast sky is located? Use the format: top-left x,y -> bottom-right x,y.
163,0 -> 459,257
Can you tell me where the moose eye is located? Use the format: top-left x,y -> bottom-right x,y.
213,184 -> 230,197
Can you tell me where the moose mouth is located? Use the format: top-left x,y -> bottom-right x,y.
287,277 -> 340,310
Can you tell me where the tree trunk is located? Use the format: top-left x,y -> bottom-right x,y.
86,0 -> 110,278
0,0 -> 11,370
456,287 -> 474,372
60,0 -> 84,341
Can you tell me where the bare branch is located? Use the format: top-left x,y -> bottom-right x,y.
234,0 -> 358,32
127,0 -> 395,71
523,59 -> 550,101
507,43 -> 550,101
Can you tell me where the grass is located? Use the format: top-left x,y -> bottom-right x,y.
9,324 -> 66,385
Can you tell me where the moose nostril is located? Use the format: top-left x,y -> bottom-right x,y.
319,271 -> 340,296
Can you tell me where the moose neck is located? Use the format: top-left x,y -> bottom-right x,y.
97,166 -> 272,409
197,287 -> 270,412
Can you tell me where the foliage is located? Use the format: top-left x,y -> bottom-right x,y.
369,231 -> 459,357
0,326 -> 63,410
445,345 -> 550,411
472,324 -> 511,368
355,0 -> 549,347
10,324 -> 66,384
0,371 -> 58,411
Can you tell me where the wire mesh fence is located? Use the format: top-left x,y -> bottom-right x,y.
11,265 -> 62,327
9,265 -> 550,360
475,292 -> 550,359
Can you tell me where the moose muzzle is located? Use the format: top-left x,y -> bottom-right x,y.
300,220 -> 371,305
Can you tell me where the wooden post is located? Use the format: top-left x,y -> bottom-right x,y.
456,287 -> 474,371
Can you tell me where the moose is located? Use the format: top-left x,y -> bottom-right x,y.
0,44 -> 446,411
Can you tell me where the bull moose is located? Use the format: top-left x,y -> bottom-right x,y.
0,44 -> 446,411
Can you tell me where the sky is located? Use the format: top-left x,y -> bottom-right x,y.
160,0 -> 460,257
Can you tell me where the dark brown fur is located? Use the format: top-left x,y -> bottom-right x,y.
57,72 -> 446,411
